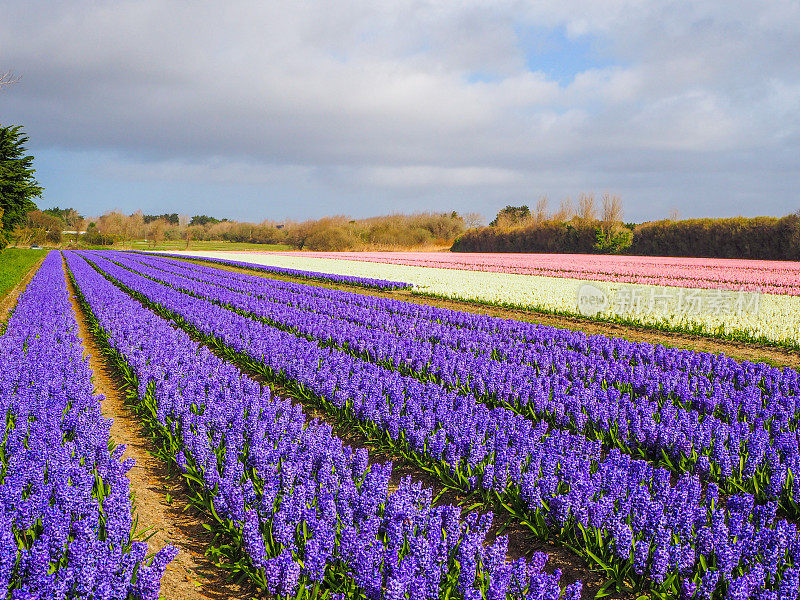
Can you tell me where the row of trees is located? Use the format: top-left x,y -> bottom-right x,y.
10,189 -> 800,259
8,206 -> 471,251
68,210 -> 470,251
628,215 -> 800,260
453,195 -> 800,260
284,212 -> 470,250
454,194 -> 633,254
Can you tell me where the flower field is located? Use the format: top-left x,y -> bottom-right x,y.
279,252 -> 800,296
64,249 -> 580,599
162,251 -> 800,347
140,251 -> 412,290
6,248 -> 800,599
0,251 -> 176,598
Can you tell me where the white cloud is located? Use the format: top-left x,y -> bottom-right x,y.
567,67 -> 642,104
0,0 -> 798,220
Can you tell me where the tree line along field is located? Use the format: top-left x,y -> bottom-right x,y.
2,249 -> 800,600
10,196 -> 800,260
452,210 -> 800,261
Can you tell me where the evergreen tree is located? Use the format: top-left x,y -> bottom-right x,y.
0,125 -> 43,249
489,205 -> 531,227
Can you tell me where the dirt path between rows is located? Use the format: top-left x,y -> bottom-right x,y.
0,253 -> 47,330
174,256 -> 800,369
64,263 -> 256,600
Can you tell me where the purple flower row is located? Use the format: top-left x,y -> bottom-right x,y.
127,252 -> 800,427
65,251 -> 578,600
80,250 -> 800,599
139,251 -> 413,290
109,251 -> 800,509
0,251 -> 176,599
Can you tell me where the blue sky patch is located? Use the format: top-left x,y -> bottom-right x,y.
516,24 -> 615,86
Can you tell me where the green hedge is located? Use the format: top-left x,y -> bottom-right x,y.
452,214 -> 800,260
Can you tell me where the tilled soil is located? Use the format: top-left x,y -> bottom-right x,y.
64,264 -> 257,600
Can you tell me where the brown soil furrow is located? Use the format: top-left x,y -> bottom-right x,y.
0,253 -> 47,329
64,262 -> 256,600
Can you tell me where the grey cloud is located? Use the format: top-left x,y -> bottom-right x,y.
1,0 -> 798,220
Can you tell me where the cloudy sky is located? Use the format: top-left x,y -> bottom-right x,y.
1,1 -> 798,223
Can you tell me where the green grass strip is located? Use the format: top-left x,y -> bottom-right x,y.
0,248 -> 47,302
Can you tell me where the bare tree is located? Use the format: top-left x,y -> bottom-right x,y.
553,197 -> 574,222
60,208 -> 83,231
463,212 -> 485,229
70,216 -> 87,244
0,70 -> 21,88
97,211 -> 127,240
577,193 -> 597,222
534,196 -> 549,223
126,210 -> 145,248
147,219 -> 167,248
601,193 -> 623,225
